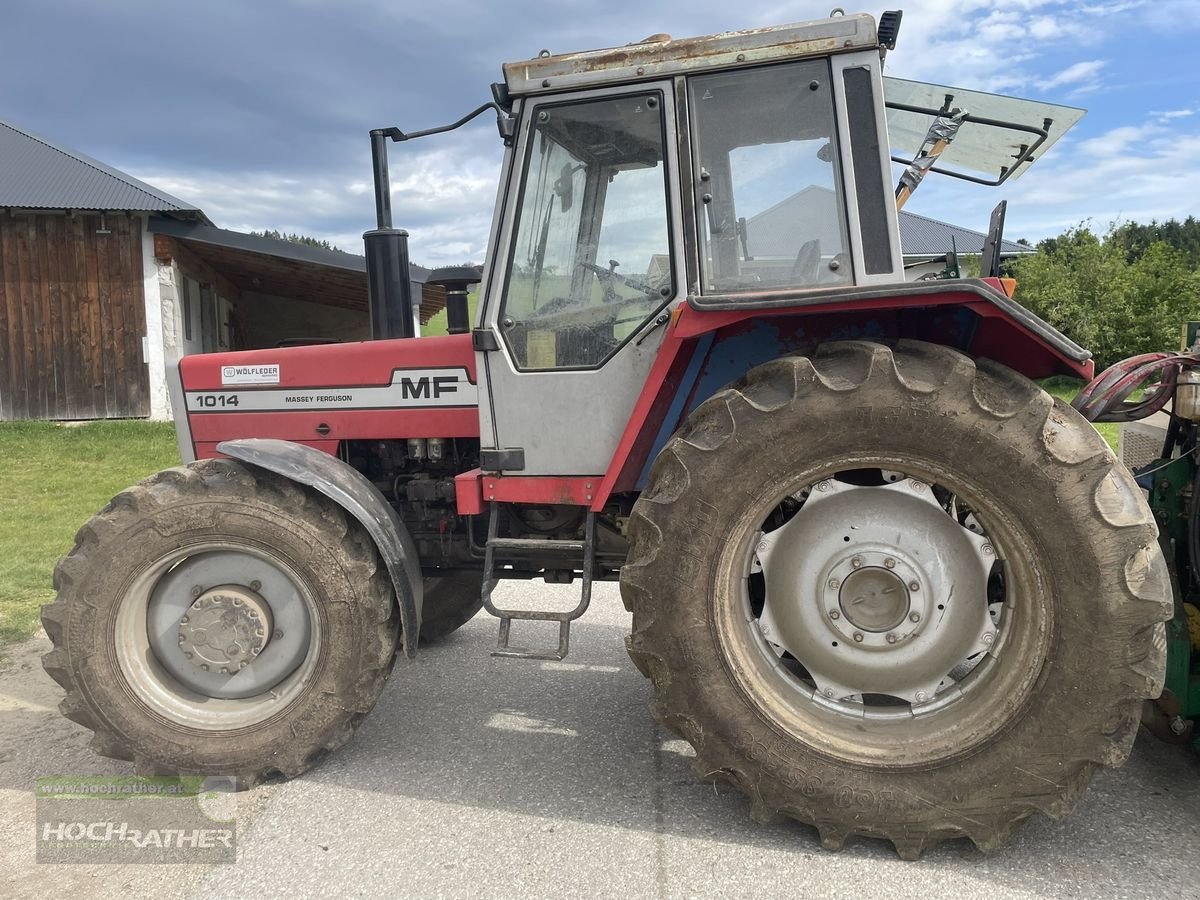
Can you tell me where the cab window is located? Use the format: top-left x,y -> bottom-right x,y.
501,92 -> 673,369
689,60 -> 852,293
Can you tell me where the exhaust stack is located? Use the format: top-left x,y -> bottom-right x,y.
364,129 -> 416,340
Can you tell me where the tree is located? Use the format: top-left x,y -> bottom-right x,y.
1011,224 -> 1200,370
250,229 -> 343,253
1110,217 -> 1200,269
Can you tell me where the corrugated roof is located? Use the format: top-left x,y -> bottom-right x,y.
899,209 -> 1030,258
148,219 -> 413,276
743,187 -> 1034,259
0,117 -> 202,214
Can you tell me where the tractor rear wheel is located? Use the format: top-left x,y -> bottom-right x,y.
621,340 -> 1171,857
420,575 -> 484,642
41,459 -> 399,787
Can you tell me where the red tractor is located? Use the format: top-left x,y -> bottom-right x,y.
43,11 -> 1170,858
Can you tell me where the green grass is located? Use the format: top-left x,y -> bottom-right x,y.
1040,376 -> 1118,451
0,421 -> 178,648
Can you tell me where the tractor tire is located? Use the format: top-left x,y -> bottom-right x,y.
620,340 -> 1171,858
420,575 -> 485,642
41,459 -> 399,788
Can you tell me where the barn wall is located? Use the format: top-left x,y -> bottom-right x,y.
0,212 -> 150,420
234,291 -> 369,348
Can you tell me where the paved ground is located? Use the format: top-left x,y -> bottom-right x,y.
3,581 -> 1199,899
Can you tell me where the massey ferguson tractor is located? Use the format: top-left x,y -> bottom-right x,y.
41,11 -> 1179,858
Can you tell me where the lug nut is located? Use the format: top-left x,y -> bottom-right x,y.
824,688 -> 835,698
250,580 -> 261,591
816,481 -> 830,492
982,632 -> 995,644
915,691 -> 928,703
909,581 -> 920,591
886,632 -> 898,644
274,629 -> 284,640
909,612 -> 921,623
829,609 -> 841,620
828,578 -> 840,590
884,558 -> 896,569
191,586 -> 203,598
852,631 -> 864,643
851,557 -> 863,569
982,544 -> 994,556
757,541 -> 768,553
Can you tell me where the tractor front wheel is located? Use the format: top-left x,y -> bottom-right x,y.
420,575 -> 485,642
621,340 -> 1171,857
41,459 -> 399,787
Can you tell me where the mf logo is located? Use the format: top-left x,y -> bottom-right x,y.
399,375 -> 459,400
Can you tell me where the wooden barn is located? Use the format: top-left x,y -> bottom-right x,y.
0,118 -> 440,421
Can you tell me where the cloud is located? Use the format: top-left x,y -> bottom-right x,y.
1038,60 -> 1106,90
904,113 -> 1200,241
3,0 -> 1197,267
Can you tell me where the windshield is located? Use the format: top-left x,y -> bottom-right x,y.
501,92 -> 673,369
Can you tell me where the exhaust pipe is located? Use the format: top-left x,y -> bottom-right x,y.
364,129 -> 416,340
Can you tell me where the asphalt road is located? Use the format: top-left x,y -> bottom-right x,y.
4,581 -> 1200,899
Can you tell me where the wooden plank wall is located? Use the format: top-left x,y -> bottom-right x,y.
0,212 -> 149,420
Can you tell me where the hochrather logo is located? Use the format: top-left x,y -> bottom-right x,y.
35,775 -> 237,864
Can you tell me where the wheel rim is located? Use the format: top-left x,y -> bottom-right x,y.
114,541 -> 322,731
720,461 -> 1050,766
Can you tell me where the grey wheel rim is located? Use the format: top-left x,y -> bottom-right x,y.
753,473 -> 1003,719
114,542 -> 322,731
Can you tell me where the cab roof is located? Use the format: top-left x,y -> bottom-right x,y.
502,13 -> 879,97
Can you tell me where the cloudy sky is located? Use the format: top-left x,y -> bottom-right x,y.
2,0 -> 1197,266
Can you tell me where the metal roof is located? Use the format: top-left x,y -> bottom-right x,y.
148,219 -> 420,276
0,117 -> 202,214
898,209 -> 1031,258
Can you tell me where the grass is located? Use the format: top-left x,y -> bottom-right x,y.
0,421 -> 178,649
1040,376 -> 1119,452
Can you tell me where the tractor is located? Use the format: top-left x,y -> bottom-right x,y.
41,10 -> 1175,859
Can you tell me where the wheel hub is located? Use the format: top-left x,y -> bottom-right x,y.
838,566 -> 909,632
177,586 -> 273,674
756,477 -> 998,708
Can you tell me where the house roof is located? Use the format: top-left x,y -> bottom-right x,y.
742,186 -> 1032,259
150,219 -> 399,275
898,209 -> 1030,258
148,220 -> 452,324
0,117 -> 203,216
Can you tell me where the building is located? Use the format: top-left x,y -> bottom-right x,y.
0,118 -> 440,421
741,186 -> 1032,281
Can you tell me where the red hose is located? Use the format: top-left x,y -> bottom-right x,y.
1072,353 -> 1200,423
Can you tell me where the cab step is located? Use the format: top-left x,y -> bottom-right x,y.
481,502 -> 595,661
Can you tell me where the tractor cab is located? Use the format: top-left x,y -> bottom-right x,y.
462,10 -> 1082,474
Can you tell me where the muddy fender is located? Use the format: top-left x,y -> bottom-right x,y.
218,438 -> 423,656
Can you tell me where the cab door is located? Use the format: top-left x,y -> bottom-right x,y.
475,81 -> 683,476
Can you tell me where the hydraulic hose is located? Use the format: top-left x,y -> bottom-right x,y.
1072,352 -> 1200,423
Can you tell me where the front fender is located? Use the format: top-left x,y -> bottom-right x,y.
218,438 -> 423,658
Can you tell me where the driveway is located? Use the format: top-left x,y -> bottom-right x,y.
3,582 -> 1198,899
